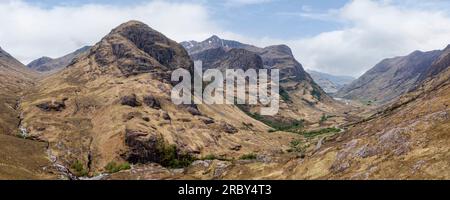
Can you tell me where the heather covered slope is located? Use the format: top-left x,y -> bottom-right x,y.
183,36 -> 348,124
0,47 -> 56,179
110,53 -> 449,180
336,49 -> 443,104
19,21 -> 299,178
0,46 -> 37,135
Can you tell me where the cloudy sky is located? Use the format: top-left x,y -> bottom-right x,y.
1,0 -> 450,77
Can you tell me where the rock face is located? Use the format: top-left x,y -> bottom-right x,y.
91,21 -> 192,77
182,36 -> 343,123
183,37 -> 316,85
192,48 -> 264,71
307,70 -> 355,94
336,49 -> 444,104
19,21 -> 297,177
27,46 -> 91,72
181,35 -> 260,55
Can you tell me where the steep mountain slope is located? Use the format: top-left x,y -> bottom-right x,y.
0,47 -> 55,180
0,46 -> 36,135
336,49 -> 443,104
110,46 -> 450,180
313,50 -> 450,179
27,46 -> 91,72
183,36 -> 346,124
307,70 -> 355,94
19,21 -> 298,178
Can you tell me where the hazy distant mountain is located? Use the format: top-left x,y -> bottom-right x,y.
27,46 -> 91,72
336,48 -> 444,104
307,70 -> 355,94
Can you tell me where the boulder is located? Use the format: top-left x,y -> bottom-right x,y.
120,94 -> 141,107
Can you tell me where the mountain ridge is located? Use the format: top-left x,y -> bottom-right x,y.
336,47 -> 445,104
27,46 -> 91,72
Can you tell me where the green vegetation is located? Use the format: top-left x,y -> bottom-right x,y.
302,127 -> 341,138
290,139 -> 302,147
71,160 -> 88,177
237,103 -> 304,134
104,162 -> 131,173
239,153 -> 257,160
279,87 -> 291,102
241,109 -> 304,132
361,99 -> 376,106
155,139 -> 197,169
311,87 -> 322,100
202,154 -> 218,160
319,114 -> 335,124
200,154 -> 230,161
288,139 -> 308,153
320,114 -> 328,123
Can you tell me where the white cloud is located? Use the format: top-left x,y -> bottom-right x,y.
0,0 -> 225,64
2,0 -> 450,78
223,0 -> 272,6
284,0 -> 450,76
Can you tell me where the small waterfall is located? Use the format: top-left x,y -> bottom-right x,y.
19,125 -> 28,138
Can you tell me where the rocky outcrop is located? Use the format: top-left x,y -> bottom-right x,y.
192,47 -> 264,71
120,94 -> 141,107
124,129 -> 161,164
143,95 -> 161,109
36,99 -> 67,112
183,35 -> 338,124
181,35 -> 259,55
90,21 -> 192,78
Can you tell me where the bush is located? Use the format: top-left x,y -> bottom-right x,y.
290,139 -> 302,147
239,153 -> 257,160
105,162 -> 131,173
311,87 -> 322,100
156,141 -> 196,169
202,154 -> 218,160
289,139 -> 308,153
71,160 -> 88,177
320,114 -> 328,123
279,88 -> 291,102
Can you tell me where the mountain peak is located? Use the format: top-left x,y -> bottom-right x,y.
206,35 -> 221,41
91,20 -> 192,77
0,46 -> 12,59
264,45 -> 293,57
112,20 -> 148,31
443,44 -> 450,51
